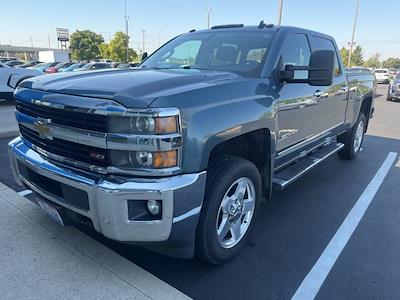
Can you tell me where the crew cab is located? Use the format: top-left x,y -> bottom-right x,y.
8,23 -> 375,264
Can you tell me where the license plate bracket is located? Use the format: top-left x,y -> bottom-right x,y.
37,199 -> 65,226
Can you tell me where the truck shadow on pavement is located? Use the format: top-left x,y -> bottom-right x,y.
0,134 -> 398,299
72,134 -> 400,300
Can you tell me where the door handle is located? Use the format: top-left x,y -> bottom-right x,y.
314,90 -> 322,97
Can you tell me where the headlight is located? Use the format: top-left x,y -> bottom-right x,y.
109,115 -> 178,135
107,108 -> 181,175
111,150 -> 178,169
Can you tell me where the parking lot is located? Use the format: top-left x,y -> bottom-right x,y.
0,84 -> 399,299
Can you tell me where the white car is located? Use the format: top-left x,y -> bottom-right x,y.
0,61 -> 43,100
374,68 -> 390,84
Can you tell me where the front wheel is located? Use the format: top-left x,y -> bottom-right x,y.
338,113 -> 366,159
196,156 -> 261,264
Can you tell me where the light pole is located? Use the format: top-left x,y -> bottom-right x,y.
277,0 -> 283,25
207,7 -> 212,29
125,0 -> 129,62
142,30 -> 146,54
348,0 -> 360,67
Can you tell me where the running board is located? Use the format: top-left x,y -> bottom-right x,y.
273,142 -> 344,190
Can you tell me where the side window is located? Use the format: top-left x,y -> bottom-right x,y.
280,34 -> 311,67
313,36 -> 341,76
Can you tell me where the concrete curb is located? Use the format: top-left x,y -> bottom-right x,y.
0,181 -> 191,300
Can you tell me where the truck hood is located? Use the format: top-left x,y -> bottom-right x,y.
19,68 -> 242,108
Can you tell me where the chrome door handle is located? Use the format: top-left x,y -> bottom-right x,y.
314,90 -> 322,97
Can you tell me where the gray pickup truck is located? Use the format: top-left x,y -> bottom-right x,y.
8,23 -> 375,264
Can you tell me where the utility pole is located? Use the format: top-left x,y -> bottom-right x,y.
277,0 -> 283,25
48,35 -> 51,49
125,0 -> 129,62
348,0 -> 360,67
142,30 -> 146,54
206,7 -> 212,29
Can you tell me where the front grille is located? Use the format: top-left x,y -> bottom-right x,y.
20,125 -> 110,167
16,100 -> 108,132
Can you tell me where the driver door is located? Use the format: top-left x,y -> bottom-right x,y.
276,33 -> 324,152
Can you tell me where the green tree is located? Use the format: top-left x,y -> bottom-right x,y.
340,47 -> 349,67
383,57 -> 400,69
107,31 -> 138,62
350,45 -> 364,66
69,30 -> 104,61
364,53 -> 381,68
99,43 -> 110,59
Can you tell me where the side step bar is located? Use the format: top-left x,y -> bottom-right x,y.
273,142 -> 344,190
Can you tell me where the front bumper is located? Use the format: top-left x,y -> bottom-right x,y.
389,89 -> 400,99
9,137 -> 206,246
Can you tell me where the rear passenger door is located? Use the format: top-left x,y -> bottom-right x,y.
311,36 -> 348,131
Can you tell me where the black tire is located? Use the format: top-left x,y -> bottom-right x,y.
387,86 -> 392,101
196,155 -> 261,264
338,113 -> 366,160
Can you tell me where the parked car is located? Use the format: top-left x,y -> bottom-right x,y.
117,62 -> 139,69
73,62 -> 112,71
58,63 -> 86,72
0,57 -> 17,63
8,23 -> 376,264
346,66 -> 371,74
45,62 -> 74,74
374,68 -> 390,84
5,60 -> 25,67
387,73 -> 400,101
16,61 -> 43,69
29,62 -> 60,73
0,61 -> 42,100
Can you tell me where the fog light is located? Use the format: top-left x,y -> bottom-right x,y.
147,200 -> 161,215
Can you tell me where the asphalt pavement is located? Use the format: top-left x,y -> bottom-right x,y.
0,84 -> 398,299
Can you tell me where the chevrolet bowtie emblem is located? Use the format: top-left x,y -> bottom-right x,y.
33,119 -> 53,140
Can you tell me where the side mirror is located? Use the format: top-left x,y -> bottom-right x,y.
141,52 -> 148,62
279,50 -> 335,86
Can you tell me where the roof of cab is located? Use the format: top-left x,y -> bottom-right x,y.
187,24 -> 335,41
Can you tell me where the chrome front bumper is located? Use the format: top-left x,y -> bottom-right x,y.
8,137 -> 206,243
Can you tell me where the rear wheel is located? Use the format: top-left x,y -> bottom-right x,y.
387,86 -> 392,101
196,156 -> 261,264
338,113 -> 366,160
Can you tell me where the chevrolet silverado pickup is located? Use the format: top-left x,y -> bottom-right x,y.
9,23 -> 375,264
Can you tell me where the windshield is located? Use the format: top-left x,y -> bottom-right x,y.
140,30 -> 274,77
374,69 -> 388,74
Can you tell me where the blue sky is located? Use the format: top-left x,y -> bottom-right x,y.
1,0 -> 399,58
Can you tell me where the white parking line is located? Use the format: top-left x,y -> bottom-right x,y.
17,189 -> 32,197
292,152 -> 398,300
